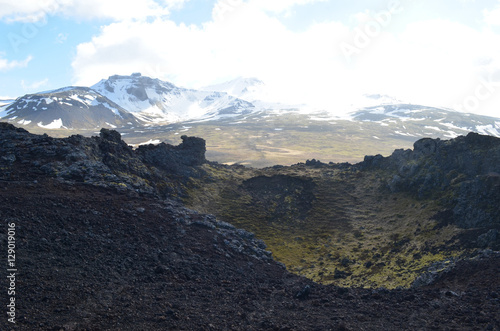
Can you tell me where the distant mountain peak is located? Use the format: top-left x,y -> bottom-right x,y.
357,93 -> 403,107
201,76 -> 266,102
0,86 -> 141,130
91,74 -> 256,124
94,73 -> 176,95
3,73 -> 499,143
363,93 -> 401,102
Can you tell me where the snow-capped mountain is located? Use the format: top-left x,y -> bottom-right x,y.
0,73 -> 259,130
200,76 -> 296,110
92,73 -> 256,124
0,87 -> 141,130
350,104 -> 500,138
2,72 -> 499,168
201,77 -> 266,101
356,94 -> 403,108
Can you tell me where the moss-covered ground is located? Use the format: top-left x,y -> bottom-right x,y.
185,163 -> 468,289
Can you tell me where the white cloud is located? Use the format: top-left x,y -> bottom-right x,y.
483,3 -> 500,26
71,2 -> 352,107
70,2 -> 500,117
248,0 -> 327,13
0,0 -> 51,22
0,0 -> 188,22
211,0 -> 327,22
386,19 -> 500,116
0,54 -> 32,71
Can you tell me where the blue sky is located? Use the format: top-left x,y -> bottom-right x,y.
1,0 -> 500,117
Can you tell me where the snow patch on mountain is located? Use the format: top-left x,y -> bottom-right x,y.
38,118 -> 65,129
0,86 -> 142,129
92,73 -> 256,124
441,122 -> 470,132
18,119 -> 32,125
477,124 -> 500,137
137,139 -> 162,146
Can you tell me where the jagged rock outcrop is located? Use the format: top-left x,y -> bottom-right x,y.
362,132 -> 500,230
0,122 -> 206,198
136,135 -> 206,173
453,174 -> 500,229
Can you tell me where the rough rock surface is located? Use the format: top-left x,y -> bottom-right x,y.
136,135 -> 206,173
0,122 -> 207,198
1,123 -> 500,329
1,179 -> 500,330
362,132 -> 500,230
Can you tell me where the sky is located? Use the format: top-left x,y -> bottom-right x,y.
1,0 -> 500,117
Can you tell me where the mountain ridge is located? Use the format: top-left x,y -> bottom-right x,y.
2,73 -> 500,167
92,73 -> 257,124
0,86 -> 142,130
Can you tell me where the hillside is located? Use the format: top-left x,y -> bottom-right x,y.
1,122 -> 499,329
0,87 -> 142,130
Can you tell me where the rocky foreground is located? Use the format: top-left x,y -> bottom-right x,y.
0,123 -> 499,330
1,179 -> 499,330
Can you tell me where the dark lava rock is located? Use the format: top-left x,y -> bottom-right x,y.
362,132 -> 500,230
1,123 -> 500,330
0,122 -> 207,197
136,135 -> 206,173
7,178 -> 495,330
453,174 -> 500,228
295,285 -> 311,300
